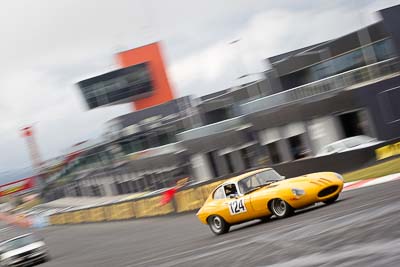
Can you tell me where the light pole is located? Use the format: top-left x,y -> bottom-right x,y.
237,72 -> 266,80
229,38 -> 248,88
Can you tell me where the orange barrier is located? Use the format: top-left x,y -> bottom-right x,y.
48,179 -> 228,225
104,202 -> 135,221
134,196 -> 175,218
174,180 -> 225,213
47,177 -> 232,225
49,213 -> 65,225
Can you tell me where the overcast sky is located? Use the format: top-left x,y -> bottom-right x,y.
0,0 -> 399,182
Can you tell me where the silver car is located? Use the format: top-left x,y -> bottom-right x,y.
316,135 -> 382,156
0,233 -> 50,266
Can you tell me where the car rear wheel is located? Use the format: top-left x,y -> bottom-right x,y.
260,216 -> 272,223
270,199 -> 294,219
323,194 -> 339,205
208,215 -> 230,235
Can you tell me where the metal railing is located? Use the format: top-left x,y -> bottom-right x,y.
241,57 -> 400,115
177,116 -> 244,141
125,142 -> 183,159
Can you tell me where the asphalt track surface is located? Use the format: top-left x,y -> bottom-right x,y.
3,180 -> 400,267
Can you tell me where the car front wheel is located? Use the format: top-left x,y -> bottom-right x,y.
323,194 -> 339,205
270,199 -> 294,219
208,215 -> 230,235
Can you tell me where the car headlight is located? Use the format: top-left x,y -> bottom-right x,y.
334,173 -> 344,181
291,188 -> 305,196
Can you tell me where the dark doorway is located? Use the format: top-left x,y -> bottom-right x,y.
137,179 -> 146,192
266,142 -> 281,164
129,181 -> 137,193
240,148 -> 252,169
114,182 -> 123,195
91,185 -> 102,196
74,186 -> 82,197
224,153 -> 235,174
204,108 -> 231,124
207,151 -> 219,178
339,112 -> 364,138
288,135 -> 308,160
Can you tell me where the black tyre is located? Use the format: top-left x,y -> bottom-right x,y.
208,215 -> 230,235
260,216 -> 272,223
323,194 -> 339,205
270,199 -> 294,219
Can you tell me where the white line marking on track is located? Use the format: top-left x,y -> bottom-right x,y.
363,174 -> 400,187
343,173 -> 400,191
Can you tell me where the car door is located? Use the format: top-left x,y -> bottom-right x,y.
221,183 -> 256,224
240,174 -> 273,217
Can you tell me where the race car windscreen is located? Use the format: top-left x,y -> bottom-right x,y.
238,170 -> 283,194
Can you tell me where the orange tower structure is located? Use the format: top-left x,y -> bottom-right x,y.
116,42 -> 175,110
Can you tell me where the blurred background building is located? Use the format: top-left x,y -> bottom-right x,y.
32,4 -> 400,201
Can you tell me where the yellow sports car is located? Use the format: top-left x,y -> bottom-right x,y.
196,168 -> 344,235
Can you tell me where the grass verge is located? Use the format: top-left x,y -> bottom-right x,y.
343,157 -> 400,182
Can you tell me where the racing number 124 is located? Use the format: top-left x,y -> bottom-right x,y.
229,199 -> 246,215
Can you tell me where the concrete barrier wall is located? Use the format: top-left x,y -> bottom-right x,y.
48,138 -> 400,225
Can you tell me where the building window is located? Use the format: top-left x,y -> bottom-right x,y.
204,108 -> 231,124
137,179 -> 146,192
115,182 -> 123,195
288,135 -> 308,160
240,148 -> 252,169
338,111 -> 365,138
74,186 -> 82,197
207,151 -> 219,177
266,142 -> 281,164
379,88 -> 400,123
158,132 -> 175,145
373,38 -> 396,61
282,38 -> 396,89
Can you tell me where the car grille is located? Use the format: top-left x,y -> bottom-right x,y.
18,251 -> 32,258
9,250 -> 43,266
318,185 -> 339,197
